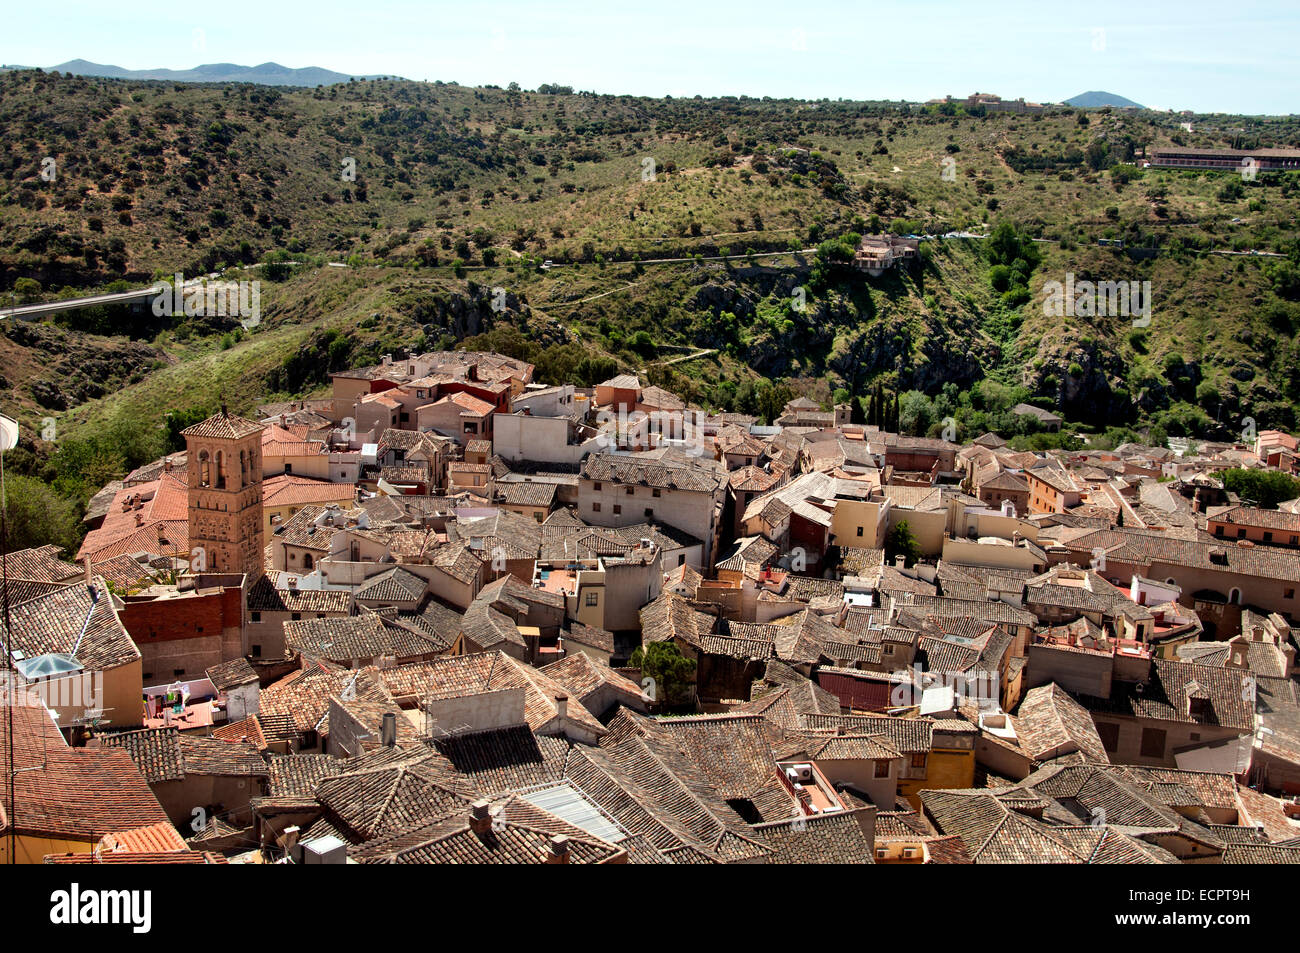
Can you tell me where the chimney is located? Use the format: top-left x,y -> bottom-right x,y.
163,456 -> 173,473
279,826 -> 301,852
894,555 -> 905,569
554,693 -> 568,722
546,834 -> 570,864
470,800 -> 492,834
381,711 -> 397,747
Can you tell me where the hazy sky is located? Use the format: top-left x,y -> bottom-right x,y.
4,0 -> 1296,114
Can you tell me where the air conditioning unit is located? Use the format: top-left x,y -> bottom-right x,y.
785,763 -> 813,784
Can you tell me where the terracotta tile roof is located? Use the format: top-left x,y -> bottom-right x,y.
260,662 -> 385,734
0,577 -> 74,606
564,622 -> 615,654
76,472 -> 189,561
98,820 -> 189,853
499,481 -> 557,508
377,652 -> 607,739
561,713 -> 773,862
1221,843 -> 1300,863
1,545 -> 81,583
99,727 -> 184,782
247,576 -> 353,614
350,796 -> 626,864
181,410 -> 265,440
205,657 -> 259,691
581,452 -> 725,493
751,809 -> 877,863
801,713 -> 934,755
639,592 -> 716,649
3,577 -> 140,672
311,752 -> 477,844
211,716 -> 268,749
265,752 -> 346,797
285,612 -> 443,663
1015,683 -> 1111,765
436,391 -> 496,417
263,474 -> 355,508
729,465 -> 781,492
44,849 -> 227,864
3,705 -> 171,841
1069,525 -> 1300,584
1074,659 -> 1255,731
427,726 -> 572,796
540,653 -> 646,706
356,566 -> 428,604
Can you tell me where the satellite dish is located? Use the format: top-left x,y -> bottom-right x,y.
0,414 -> 18,451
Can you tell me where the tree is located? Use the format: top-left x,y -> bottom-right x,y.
1,474 -> 83,555
885,520 -> 923,568
1222,469 -> 1300,509
630,641 -> 696,708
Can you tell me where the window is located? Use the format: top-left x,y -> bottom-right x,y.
1238,528 -> 1246,539
593,482 -> 602,491
613,504 -> 622,515
678,555 -> 685,566
874,760 -> 890,778
652,488 -> 661,498
251,611 -> 262,623
644,508 -> 654,519
1140,727 -> 1167,759
1097,722 -> 1120,752
1292,535 -> 1298,545
592,502 -> 601,513
1287,589 -> 1295,600
463,422 -> 478,434
585,592 -> 599,606
625,486 -> 634,495
251,644 -> 261,658
1264,531 -> 1274,542
856,526 -> 864,537
173,668 -> 185,677
911,753 -> 927,769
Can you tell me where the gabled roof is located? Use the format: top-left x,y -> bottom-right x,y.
1015,684 -> 1111,765
285,611 -> 443,662
751,810 -> 877,863
3,576 -> 139,672
540,653 -> 647,707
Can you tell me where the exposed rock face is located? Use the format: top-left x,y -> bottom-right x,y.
2,321 -> 166,411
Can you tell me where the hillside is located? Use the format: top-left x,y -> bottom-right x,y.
3,68 -> 1300,496
50,60 -> 396,86
1066,91 -> 1146,109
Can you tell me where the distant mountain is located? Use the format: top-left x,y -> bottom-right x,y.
49,59 -> 397,87
1065,90 -> 1145,109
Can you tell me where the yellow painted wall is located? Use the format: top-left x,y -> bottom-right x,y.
0,834 -> 94,865
898,748 -> 975,809
831,499 -> 887,549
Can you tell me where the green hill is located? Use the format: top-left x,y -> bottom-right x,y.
3,67 -> 1300,519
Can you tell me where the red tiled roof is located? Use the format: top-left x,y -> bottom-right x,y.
263,474 -> 356,508
2,705 -> 171,841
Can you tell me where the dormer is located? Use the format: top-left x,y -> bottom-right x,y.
1184,679 -> 1212,720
